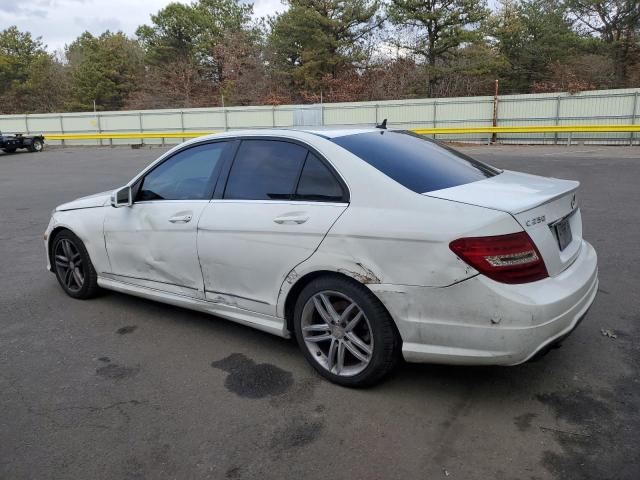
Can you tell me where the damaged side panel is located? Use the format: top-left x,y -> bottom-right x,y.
287,200 -> 522,289
102,201 -> 209,298
46,207 -> 111,274
197,201 -> 348,316
276,199 -> 521,318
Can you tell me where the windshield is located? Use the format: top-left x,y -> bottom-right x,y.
331,130 -> 500,193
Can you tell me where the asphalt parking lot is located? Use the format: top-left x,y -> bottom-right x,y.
1,144 -> 638,480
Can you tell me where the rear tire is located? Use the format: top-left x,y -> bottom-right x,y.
293,274 -> 400,387
28,139 -> 43,152
2,148 -> 16,153
51,230 -> 100,299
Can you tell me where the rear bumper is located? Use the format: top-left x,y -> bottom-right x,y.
369,240 -> 598,366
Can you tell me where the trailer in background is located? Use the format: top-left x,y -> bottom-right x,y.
0,132 -> 44,153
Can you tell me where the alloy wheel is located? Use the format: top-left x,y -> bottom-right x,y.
301,291 -> 374,377
54,238 -> 85,293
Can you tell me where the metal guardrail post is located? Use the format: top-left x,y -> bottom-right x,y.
554,95 -> 561,145
24,114 -> 30,135
272,105 -> 276,127
432,102 -> 437,140
138,113 -> 143,145
223,107 -> 228,131
59,115 -> 65,146
375,104 -> 379,125
491,79 -> 499,144
180,110 -> 185,142
96,112 -> 102,146
630,91 -> 638,146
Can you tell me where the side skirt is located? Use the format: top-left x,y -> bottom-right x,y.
97,276 -> 289,338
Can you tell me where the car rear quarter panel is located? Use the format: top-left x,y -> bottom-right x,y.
276,196 -> 523,317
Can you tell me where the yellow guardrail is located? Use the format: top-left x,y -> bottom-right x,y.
412,125 -> 640,135
41,124 -> 640,141
43,131 -> 216,140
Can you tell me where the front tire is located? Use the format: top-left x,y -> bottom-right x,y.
293,275 -> 400,387
52,230 -> 100,299
29,139 -> 43,152
2,147 -> 16,153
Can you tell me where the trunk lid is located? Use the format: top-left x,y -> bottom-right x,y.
426,170 -> 582,276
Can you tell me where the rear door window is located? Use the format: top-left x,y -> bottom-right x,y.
224,140 -> 307,200
331,131 -> 499,193
294,153 -> 345,202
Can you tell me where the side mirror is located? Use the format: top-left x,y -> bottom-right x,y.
111,186 -> 132,208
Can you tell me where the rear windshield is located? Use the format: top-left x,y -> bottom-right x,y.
331,130 -> 500,193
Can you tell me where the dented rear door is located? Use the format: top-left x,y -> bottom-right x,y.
197,201 -> 347,315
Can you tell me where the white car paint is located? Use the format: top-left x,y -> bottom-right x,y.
197,199 -> 347,315
45,128 -> 598,365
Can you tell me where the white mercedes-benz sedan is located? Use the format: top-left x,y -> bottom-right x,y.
44,128 -> 598,386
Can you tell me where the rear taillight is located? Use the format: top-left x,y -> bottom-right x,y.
449,231 -> 548,284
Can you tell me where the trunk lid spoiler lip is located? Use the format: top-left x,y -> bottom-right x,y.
422,170 -> 579,215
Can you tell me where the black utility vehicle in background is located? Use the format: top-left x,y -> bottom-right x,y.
0,132 -> 44,153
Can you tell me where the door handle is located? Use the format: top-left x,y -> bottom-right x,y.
169,214 -> 192,223
273,214 -> 309,225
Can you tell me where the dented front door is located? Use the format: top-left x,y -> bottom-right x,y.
103,201 -> 208,298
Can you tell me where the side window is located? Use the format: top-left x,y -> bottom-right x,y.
137,142 -> 228,201
224,140 -> 307,200
294,153 -> 344,202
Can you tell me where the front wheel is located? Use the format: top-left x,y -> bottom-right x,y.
293,275 -> 400,387
28,139 -> 43,152
52,230 -> 100,299
2,147 -> 17,153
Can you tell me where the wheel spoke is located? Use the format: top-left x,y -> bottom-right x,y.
318,293 -> 340,322
312,296 -> 333,325
346,332 -> 372,356
344,311 -> 363,332
339,302 -> 358,322
72,268 -> 84,287
336,341 -> 345,374
55,255 -> 69,268
305,333 -> 332,343
61,240 -> 73,259
344,340 -> 369,363
64,267 -> 74,288
327,338 -> 337,371
302,324 -> 330,332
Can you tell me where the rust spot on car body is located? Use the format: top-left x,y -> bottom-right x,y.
338,263 -> 381,284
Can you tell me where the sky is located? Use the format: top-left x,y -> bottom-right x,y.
0,0 -> 285,52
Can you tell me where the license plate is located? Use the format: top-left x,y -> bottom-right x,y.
554,217 -> 573,251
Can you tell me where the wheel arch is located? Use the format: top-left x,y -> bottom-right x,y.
283,270 -> 337,334
46,206 -> 111,275
47,226 -> 76,267
281,268 -> 397,338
